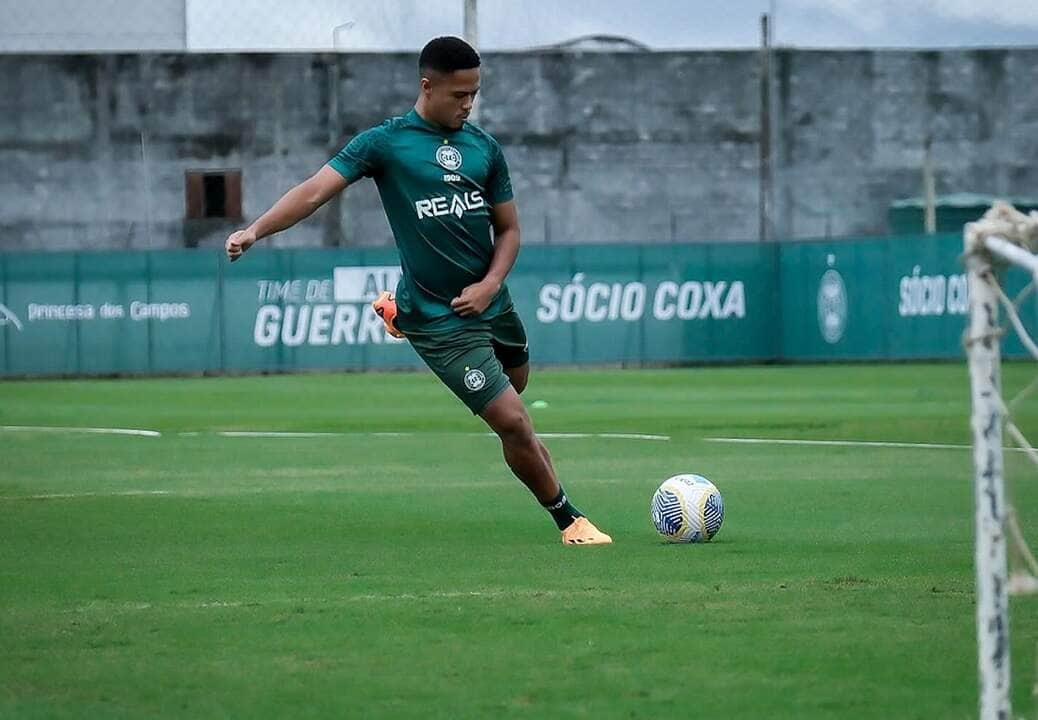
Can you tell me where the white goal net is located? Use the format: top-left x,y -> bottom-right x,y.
964,201 -> 1038,719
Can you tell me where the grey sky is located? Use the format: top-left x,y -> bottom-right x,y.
186,0 -> 1038,51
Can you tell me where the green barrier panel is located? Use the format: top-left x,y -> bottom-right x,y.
780,233 -> 1037,361
221,247 -> 421,373
2,253 -> 81,376
75,253 -> 151,374
1,234 -> 1032,377
514,243 -> 777,365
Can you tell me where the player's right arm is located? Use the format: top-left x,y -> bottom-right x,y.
225,165 -> 348,262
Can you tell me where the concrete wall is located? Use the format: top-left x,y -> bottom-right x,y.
0,48 -> 1035,251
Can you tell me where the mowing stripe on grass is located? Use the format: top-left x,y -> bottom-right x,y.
704,437 -> 1030,452
595,433 -> 670,441
216,431 -> 345,438
65,589 -> 567,614
483,432 -> 669,441
524,432 -> 670,441
0,490 -> 173,501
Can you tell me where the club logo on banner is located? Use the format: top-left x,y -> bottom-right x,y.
0,303 -> 23,331
817,257 -> 847,345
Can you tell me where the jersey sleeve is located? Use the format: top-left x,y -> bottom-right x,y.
328,125 -> 387,183
485,141 -> 514,205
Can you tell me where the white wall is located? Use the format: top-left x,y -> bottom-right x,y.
0,0 -> 185,52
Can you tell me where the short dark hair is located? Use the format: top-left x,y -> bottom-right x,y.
419,36 -> 480,76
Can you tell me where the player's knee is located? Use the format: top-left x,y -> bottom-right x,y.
494,409 -> 533,444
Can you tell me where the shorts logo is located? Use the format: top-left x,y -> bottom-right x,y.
436,145 -> 463,171
464,368 -> 486,391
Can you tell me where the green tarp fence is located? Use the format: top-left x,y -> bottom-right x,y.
1,233 -> 1034,376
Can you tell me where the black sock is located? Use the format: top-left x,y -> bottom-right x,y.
541,487 -> 584,530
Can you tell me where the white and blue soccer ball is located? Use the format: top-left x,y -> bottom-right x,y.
651,474 -> 725,543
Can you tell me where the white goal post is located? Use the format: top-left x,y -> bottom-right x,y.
964,201 -> 1038,720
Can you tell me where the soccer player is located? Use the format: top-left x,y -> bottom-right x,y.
225,36 -> 611,545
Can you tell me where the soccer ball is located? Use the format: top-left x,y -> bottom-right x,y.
651,474 -> 725,543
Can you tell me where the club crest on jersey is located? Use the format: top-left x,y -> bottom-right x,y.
436,145 -> 463,171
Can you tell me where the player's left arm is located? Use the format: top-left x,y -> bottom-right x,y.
450,200 -> 520,317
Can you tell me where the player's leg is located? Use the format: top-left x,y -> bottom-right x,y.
491,309 -> 529,395
485,312 -> 610,542
407,328 -> 557,503
495,323 -> 559,479
407,318 -> 610,544
480,386 -> 611,545
500,361 -> 562,479
479,384 -> 555,500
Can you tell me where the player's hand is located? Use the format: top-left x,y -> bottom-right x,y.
451,279 -> 500,317
226,229 -> 257,263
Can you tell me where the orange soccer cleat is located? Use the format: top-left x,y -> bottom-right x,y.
372,291 -> 404,339
561,517 -> 613,546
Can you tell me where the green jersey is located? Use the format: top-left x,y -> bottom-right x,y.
328,109 -> 514,333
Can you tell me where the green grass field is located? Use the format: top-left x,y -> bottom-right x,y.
2,364 -> 1037,719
